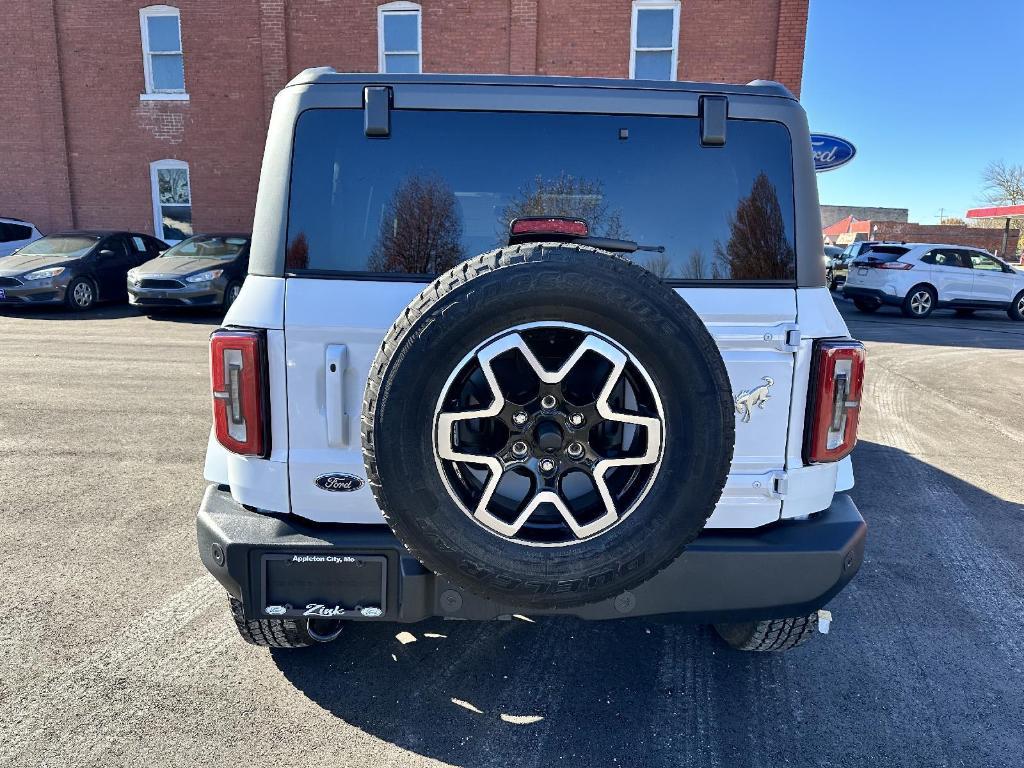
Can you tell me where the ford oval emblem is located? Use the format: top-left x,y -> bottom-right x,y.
315,473 -> 364,493
810,133 -> 856,173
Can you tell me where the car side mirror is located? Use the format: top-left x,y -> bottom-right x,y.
158,250 -> 167,256
99,249 -> 114,257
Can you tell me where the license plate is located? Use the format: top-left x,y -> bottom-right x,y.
261,553 -> 387,619
858,268 -> 868,276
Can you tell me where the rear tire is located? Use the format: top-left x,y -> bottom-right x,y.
853,298 -> 880,313
1009,291 -> 1024,322
714,613 -> 818,652
901,285 -> 936,318
229,598 -> 342,649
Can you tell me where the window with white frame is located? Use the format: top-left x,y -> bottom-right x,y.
378,2 -> 422,74
139,5 -> 187,98
630,1 -> 680,81
150,160 -> 192,243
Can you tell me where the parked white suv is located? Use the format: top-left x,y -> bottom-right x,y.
196,71 -> 867,653
0,217 -> 42,257
843,243 -> 1024,320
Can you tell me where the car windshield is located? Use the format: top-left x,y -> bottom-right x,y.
17,235 -> 98,257
286,109 -> 797,282
161,235 -> 248,260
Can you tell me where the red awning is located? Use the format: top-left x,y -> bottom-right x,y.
965,204 -> 1024,219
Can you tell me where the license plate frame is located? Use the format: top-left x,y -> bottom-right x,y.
259,553 -> 387,619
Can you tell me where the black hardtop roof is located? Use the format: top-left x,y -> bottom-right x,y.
286,69 -> 795,100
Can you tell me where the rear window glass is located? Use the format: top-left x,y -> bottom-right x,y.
858,246 -> 909,262
286,109 -> 797,282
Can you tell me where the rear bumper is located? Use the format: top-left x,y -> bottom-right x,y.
197,484 -> 866,623
842,285 -> 900,306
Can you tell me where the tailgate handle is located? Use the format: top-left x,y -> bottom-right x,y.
325,344 -> 350,446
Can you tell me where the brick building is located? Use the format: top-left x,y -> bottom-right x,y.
820,204 -> 909,228
822,217 -> 1020,259
1,0 -> 809,241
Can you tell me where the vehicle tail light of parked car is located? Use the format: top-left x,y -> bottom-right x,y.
855,260 -> 913,270
210,329 -> 268,457
805,340 -> 866,464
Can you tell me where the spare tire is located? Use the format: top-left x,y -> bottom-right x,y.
362,244 -> 734,609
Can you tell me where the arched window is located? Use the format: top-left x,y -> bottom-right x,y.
629,1 -> 681,81
139,5 -> 188,99
378,2 -> 422,74
150,159 -> 192,243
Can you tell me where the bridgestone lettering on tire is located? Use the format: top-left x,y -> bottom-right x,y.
361,244 -> 735,609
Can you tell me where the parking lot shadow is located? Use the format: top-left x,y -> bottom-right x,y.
0,303 -> 222,324
270,439 -> 1024,768
834,296 -> 1024,350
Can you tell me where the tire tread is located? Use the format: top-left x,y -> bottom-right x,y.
228,598 -> 313,649
714,613 -> 818,652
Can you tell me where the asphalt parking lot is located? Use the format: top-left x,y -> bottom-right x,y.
1,298 -> 1022,768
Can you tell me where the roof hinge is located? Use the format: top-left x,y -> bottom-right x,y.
699,95 -> 728,147
363,86 -> 392,137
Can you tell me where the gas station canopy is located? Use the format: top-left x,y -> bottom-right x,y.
965,205 -> 1022,258
965,204 -> 1024,219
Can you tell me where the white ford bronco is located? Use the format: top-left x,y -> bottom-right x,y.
197,70 -> 867,652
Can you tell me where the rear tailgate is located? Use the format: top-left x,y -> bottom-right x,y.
284,281 -> 798,528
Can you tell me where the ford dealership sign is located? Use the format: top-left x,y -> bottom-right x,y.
811,134 -> 856,173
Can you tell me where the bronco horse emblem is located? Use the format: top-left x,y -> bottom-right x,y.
734,377 -> 774,423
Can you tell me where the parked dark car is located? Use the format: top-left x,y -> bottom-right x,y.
0,230 -> 167,310
127,233 -> 251,311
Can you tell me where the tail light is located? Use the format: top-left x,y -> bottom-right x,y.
877,261 -> 913,270
804,339 -> 866,464
210,329 -> 268,457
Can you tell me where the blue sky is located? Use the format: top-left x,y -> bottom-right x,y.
800,0 -> 1024,223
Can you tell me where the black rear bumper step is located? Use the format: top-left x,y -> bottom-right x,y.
197,484 -> 866,623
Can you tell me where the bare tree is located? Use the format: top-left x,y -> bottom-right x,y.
499,173 -> 627,241
285,231 -> 309,270
976,160 -> 1024,255
981,160 -> 1024,207
713,172 -> 796,280
679,248 -> 708,279
369,175 -> 465,274
645,252 -> 673,279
